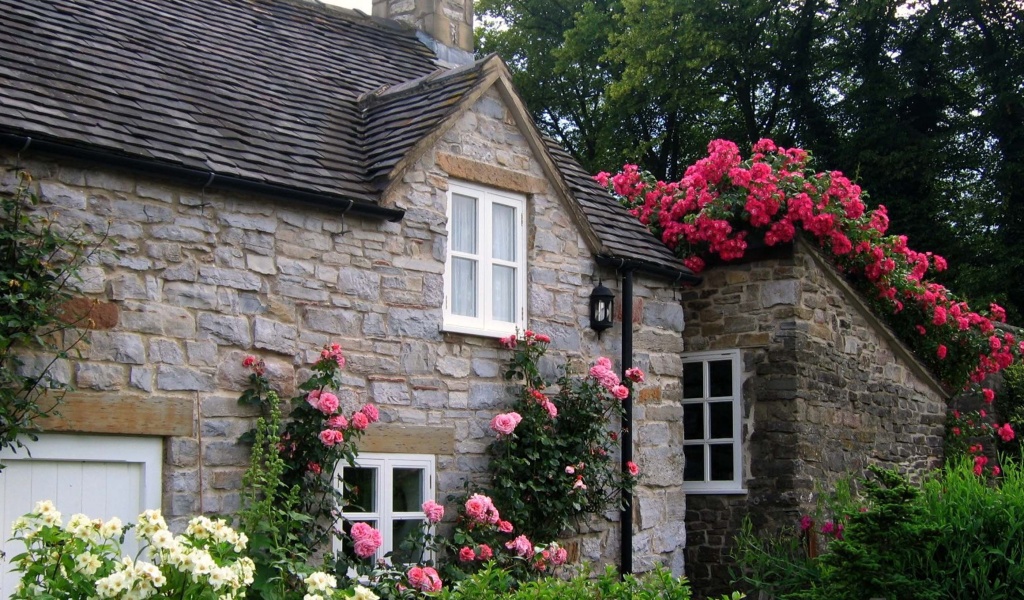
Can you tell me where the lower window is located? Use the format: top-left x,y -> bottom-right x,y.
681,350 -> 745,493
336,453 -> 435,564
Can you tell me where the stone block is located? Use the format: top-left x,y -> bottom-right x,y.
75,362 -> 127,390
38,181 -> 88,209
129,366 -> 153,392
119,302 -> 196,337
157,365 -> 215,391
87,331 -> 146,364
202,440 -> 251,467
166,437 -> 200,467
198,313 -> 252,347
197,266 -> 262,291
254,317 -> 297,355
370,379 -> 411,405
149,338 -> 185,365
387,307 -> 441,339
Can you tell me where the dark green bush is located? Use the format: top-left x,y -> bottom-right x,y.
436,563 -> 743,600
734,460 -> 1024,599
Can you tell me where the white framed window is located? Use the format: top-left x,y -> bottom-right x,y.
336,453 -> 435,564
681,350 -> 745,493
443,181 -> 527,338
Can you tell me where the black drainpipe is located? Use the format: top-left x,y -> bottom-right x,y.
620,266 -> 635,575
0,133 -> 406,222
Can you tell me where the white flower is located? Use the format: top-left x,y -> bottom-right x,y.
303,595 -> 324,600
99,516 -> 123,539
149,529 -> 176,551
186,516 -> 214,540
136,509 -> 167,537
352,584 -> 380,600
209,566 -> 237,590
304,571 -> 337,593
74,552 -> 103,575
34,500 -> 62,527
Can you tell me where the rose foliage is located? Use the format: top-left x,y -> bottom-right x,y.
599,139 -> 1023,391
488,330 -> 640,543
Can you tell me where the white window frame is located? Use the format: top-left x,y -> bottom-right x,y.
681,349 -> 745,494
335,453 -> 436,565
442,181 -> 527,338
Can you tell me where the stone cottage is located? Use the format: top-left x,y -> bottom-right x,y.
0,0 -> 948,597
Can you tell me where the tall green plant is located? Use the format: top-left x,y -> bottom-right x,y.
0,170 -> 99,462
733,461 -> 1024,599
487,331 -> 640,543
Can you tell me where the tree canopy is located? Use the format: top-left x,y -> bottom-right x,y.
475,0 -> 1024,319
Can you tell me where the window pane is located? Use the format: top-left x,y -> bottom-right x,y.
682,403 -> 704,441
683,445 -> 705,482
343,467 -> 376,512
683,362 -> 704,399
452,257 -> 477,317
451,193 -> 477,254
492,203 -> 516,261
492,265 -> 515,322
393,468 -> 424,512
391,519 -> 426,564
709,444 -> 734,481
709,360 -> 733,397
709,401 -> 733,439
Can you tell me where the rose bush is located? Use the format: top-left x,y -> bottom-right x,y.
599,139 -> 1023,391
489,330 -> 641,543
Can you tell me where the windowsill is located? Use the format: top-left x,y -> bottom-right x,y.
441,321 -> 521,339
684,486 -> 748,495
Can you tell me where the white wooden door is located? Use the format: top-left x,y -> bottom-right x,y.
0,434 -> 162,598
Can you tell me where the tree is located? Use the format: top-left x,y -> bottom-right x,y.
475,0 -> 1024,319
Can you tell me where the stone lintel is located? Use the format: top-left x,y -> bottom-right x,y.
359,424 -> 455,455
436,153 -> 547,195
36,391 -> 194,436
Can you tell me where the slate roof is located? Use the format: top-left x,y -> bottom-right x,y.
0,0 -> 695,279
544,139 -> 689,275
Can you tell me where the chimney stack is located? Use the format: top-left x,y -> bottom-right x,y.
372,0 -> 474,54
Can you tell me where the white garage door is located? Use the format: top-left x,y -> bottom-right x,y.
0,434 -> 162,598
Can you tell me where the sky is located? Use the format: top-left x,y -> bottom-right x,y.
321,0 -> 371,11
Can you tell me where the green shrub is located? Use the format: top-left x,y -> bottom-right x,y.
436,564 -> 743,600
733,460 -> 1024,599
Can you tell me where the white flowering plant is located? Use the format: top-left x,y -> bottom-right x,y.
7,501 -> 257,599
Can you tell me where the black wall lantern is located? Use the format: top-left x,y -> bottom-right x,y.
589,281 -> 615,337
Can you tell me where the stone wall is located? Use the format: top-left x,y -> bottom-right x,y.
0,88 -> 690,570
679,241 -> 947,597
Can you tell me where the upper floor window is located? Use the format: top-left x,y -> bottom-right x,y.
681,350 -> 745,493
337,453 -> 435,564
443,181 -> 526,338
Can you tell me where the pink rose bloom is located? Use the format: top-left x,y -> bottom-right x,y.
306,389 -> 321,408
422,500 -> 444,524
465,494 -> 490,523
983,388 -> 996,403
626,461 -> 639,476
242,355 -> 257,368
407,566 -> 442,593
565,465 -> 575,475
936,344 -> 948,359
317,392 -> 340,415
326,414 -> 348,430
596,357 -> 612,369
490,412 -> 523,436
625,367 -> 645,383
573,477 -> 587,490
360,404 -> 380,423
478,544 -> 493,560
500,334 -> 517,349
319,429 -> 344,447
541,400 -> 558,418
505,535 -> 534,558
350,522 -> 382,559
459,546 -> 476,562
351,412 -> 370,431
497,520 -> 514,533
998,423 -> 1015,442
611,385 -> 629,400
535,333 -> 551,343
799,515 -> 813,532
552,546 -> 568,566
